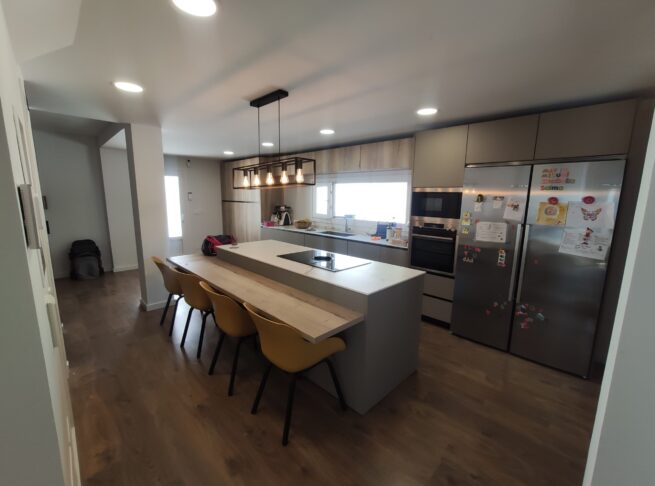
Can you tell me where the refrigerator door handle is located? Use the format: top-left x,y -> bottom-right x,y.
515,224 -> 531,304
508,224 -> 523,302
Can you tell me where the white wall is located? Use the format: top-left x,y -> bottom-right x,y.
0,1 -> 78,484
33,129 -> 113,278
584,111 -> 655,485
99,146 -> 138,271
164,155 -> 223,255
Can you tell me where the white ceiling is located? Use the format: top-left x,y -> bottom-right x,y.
30,109 -> 111,137
10,0 -> 655,159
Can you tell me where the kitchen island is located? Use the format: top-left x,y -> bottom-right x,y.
171,239 -> 424,414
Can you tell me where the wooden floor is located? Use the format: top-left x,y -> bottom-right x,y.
57,270 -> 600,486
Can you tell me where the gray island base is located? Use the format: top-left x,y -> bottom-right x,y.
217,240 -> 424,414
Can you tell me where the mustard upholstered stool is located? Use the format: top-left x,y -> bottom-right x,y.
151,256 -> 184,328
199,282 -> 257,395
243,303 -> 347,446
175,272 -> 213,359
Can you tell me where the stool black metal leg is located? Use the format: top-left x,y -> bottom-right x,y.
251,363 -> 272,414
282,374 -> 298,446
160,293 -> 172,326
197,311 -> 208,359
228,337 -> 244,396
180,307 -> 193,348
208,330 -> 226,375
326,359 -> 347,411
169,297 -> 182,337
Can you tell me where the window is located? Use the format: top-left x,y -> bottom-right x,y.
164,175 -> 183,238
312,171 -> 410,224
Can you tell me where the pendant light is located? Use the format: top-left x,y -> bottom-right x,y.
242,170 -> 250,187
253,169 -> 261,187
266,167 -> 274,185
295,164 -> 304,183
280,164 -> 289,184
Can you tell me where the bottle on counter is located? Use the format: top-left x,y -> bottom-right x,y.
385,223 -> 393,241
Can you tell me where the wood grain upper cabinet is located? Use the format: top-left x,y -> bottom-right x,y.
413,125 -> 468,188
466,114 -> 539,164
315,146 -> 361,174
360,138 -> 414,171
222,201 -> 261,243
534,99 -> 637,159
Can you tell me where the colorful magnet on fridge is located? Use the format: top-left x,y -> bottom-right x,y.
548,196 -> 559,205
536,313 -> 545,321
485,309 -> 492,316
497,249 -> 506,267
582,195 -> 596,204
476,194 -> 484,203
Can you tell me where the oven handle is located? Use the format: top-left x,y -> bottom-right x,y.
411,234 -> 456,242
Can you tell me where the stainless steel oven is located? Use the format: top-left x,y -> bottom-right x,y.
411,187 -> 462,220
410,220 -> 458,276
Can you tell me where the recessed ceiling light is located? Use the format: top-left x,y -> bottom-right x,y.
172,0 -> 217,17
262,142 -> 274,147
417,107 -> 438,116
320,128 -> 335,135
113,81 -> 144,93
223,150 -> 234,155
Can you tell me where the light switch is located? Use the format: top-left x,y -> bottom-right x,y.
187,192 -> 192,201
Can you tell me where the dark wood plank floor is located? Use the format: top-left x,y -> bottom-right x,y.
57,270 -> 599,486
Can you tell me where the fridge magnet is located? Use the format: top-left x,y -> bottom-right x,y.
536,202 -> 568,226
566,202 -> 615,230
558,228 -> 612,261
492,196 -> 505,209
548,196 -> 559,205
473,202 -> 483,212
461,227 -> 470,235
475,194 -> 485,203
497,249 -> 506,267
539,166 -> 576,190
582,195 -> 596,205
475,221 -> 508,243
502,198 -> 524,222
461,211 -> 472,226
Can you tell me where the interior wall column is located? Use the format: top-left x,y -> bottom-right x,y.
125,123 -> 169,310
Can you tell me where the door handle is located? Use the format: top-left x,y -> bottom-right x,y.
515,224 -> 531,304
508,224 -> 523,302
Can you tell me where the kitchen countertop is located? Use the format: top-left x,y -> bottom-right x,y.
218,240 -> 423,296
261,224 -> 409,250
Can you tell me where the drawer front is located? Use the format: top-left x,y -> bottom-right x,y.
424,273 -> 455,300
422,295 -> 453,323
379,246 -> 409,267
305,234 -> 348,254
347,241 -> 381,260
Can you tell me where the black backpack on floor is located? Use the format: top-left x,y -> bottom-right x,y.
69,239 -> 104,280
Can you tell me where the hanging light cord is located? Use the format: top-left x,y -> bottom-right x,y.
278,99 -> 281,159
257,107 -> 261,159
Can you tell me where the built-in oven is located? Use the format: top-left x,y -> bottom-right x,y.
411,187 -> 462,220
410,220 -> 458,276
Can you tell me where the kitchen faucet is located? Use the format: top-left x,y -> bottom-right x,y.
344,214 -> 355,233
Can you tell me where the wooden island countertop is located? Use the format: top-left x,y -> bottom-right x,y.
168,253 -> 364,343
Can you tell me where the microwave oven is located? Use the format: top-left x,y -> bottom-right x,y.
411,187 -> 462,220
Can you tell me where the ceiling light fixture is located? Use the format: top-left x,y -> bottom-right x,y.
417,107 -> 438,116
172,0 -> 217,17
233,89 -> 316,190
113,81 -> 144,93
320,128 -> 335,135
223,150 -> 234,155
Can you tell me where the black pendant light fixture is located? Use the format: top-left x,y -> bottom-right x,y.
233,89 -> 316,190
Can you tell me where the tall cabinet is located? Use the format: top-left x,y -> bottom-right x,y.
221,159 -> 262,243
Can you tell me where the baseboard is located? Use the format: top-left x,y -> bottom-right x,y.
112,264 -> 138,272
140,298 -> 168,311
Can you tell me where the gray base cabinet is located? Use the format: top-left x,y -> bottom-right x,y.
421,273 -> 454,324
305,234 -> 348,253
347,240 -> 381,260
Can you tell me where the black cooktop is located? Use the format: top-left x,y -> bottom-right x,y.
277,250 -> 371,272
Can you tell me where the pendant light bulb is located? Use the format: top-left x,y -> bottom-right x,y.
242,170 -> 250,188
266,168 -> 274,185
253,171 -> 261,187
280,165 -> 289,184
295,166 -> 304,183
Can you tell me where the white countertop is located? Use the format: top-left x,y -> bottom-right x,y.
261,225 -> 409,250
218,240 -> 423,296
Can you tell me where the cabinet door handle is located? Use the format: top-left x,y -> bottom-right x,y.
516,224 -> 531,304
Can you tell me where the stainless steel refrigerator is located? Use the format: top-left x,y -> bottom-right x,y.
451,160 -> 624,376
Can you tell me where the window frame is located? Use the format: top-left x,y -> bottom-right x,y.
311,170 -> 412,224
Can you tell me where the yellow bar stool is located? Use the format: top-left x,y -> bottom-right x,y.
151,257 -> 184,329
175,272 -> 213,359
243,303 -> 347,446
199,282 -> 257,395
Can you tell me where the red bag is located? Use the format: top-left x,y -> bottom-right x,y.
201,234 -> 236,256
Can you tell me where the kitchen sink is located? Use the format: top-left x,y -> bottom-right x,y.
320,231 -> 355,237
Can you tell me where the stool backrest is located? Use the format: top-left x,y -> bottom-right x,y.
199,282 -> 255,337
151,256 -> 183,295
175,271 -> 211,311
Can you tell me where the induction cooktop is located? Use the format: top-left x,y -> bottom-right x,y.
277,250 -> 371,272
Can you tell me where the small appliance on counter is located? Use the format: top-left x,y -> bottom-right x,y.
272,205 -> 293,226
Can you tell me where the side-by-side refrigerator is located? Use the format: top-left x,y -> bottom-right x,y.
451,160 -> 624,376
